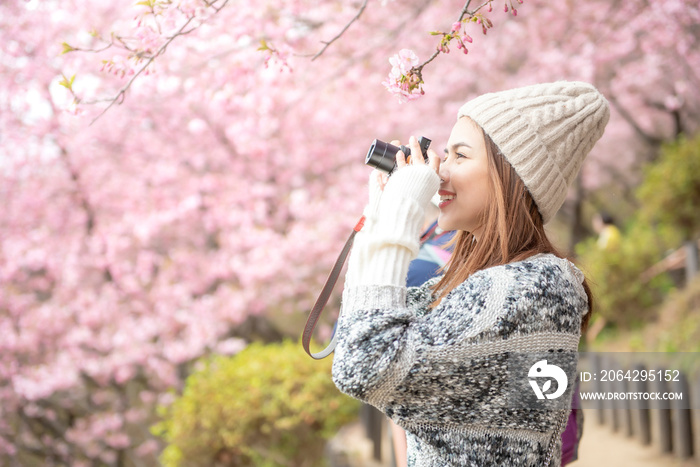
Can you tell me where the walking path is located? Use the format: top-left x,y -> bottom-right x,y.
328,409 -> 696,467
575,410 -> 693,467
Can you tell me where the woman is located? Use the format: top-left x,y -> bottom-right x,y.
332,81 -> 609,466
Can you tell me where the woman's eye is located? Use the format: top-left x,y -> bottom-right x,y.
456,152 -> 467,159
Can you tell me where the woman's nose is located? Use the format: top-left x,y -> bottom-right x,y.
438,162 -> 449,184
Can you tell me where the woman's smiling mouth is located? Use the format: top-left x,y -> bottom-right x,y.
439,190 -> 456,209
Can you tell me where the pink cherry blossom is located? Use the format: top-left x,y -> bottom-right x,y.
384,49 -> 423,102
388,48 -> 420,75
135,26 -> 163,54
177,0 -> 205,18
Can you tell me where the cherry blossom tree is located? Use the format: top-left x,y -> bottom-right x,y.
1,0 -> 699,464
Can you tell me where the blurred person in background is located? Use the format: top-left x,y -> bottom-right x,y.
592,211 -> 621,251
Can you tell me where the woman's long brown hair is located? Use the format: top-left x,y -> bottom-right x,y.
431,124 -> 592,334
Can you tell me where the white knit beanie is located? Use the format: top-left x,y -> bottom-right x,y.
458,81 -> 610,224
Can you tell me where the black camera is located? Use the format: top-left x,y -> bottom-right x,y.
365,136 -> 432,175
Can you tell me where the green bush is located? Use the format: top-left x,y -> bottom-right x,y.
575,218 -> 675,328
575,132 -> 700,330
637,132 -> 700,241
153,340 -> 360,467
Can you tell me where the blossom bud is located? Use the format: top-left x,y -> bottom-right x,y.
512,7 -> 517,15
504,4 -> 508,12
463,34 -> 473,43
451,21 -> 462,33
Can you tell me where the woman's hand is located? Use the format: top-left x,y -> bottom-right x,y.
376,136 -> 441,191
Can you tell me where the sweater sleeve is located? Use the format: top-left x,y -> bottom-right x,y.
332,256 -> 586,404
331,164 -> 439,399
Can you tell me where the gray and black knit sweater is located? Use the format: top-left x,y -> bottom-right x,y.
331,165 -> 587,466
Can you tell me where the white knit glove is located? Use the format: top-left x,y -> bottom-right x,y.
346,164 -> 440,287
359,169 -> 385,235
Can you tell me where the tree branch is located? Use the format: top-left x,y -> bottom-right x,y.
413,0 -> 492,82
88,16 -> 196,125
55,142 -> 97,236
17,406 -> 89,464
310,0 -> 369,61
87,0 -> 231,124
607,94 -> 664,148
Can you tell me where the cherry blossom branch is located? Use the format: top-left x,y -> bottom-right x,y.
50,121 -> 97,235
413,0 -> 487,72
17,406 -> 89,463
0,430 -> 45,458
87,16 -> 197,125
383,0 -> 521,102
61,0 -> 231,123
310,0 -> 369,61
607,94 -> 663,147
587,161 -> 639,209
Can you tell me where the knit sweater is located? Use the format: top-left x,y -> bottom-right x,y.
331,165 -> 587,466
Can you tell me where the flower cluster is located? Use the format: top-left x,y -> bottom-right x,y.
504,0 -> 524,16
89,0 -> 212,83
100,54 -> 137,79
258,39 -> 293,72
134,25 -> 163,55
474,13 -> 495,35
381,0 -> 525,101
436,20 -> 474,54
382,49 -> 424,103
177,0 -> 206,18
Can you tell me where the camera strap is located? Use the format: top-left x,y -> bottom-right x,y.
302,215 -> 365,359
302,215 -> 447,359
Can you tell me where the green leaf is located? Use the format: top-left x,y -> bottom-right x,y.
257,39 -> 269,51
60,42 -> 75,55
58,74 -> 76,90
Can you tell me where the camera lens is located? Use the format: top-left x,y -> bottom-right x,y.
365,137 -> 431,175
365,139 -> 398,174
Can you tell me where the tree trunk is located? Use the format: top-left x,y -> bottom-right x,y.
685,240 -> 699,285
569,174 -> 588,254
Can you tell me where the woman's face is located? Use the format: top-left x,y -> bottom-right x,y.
437,117 -> 491,236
